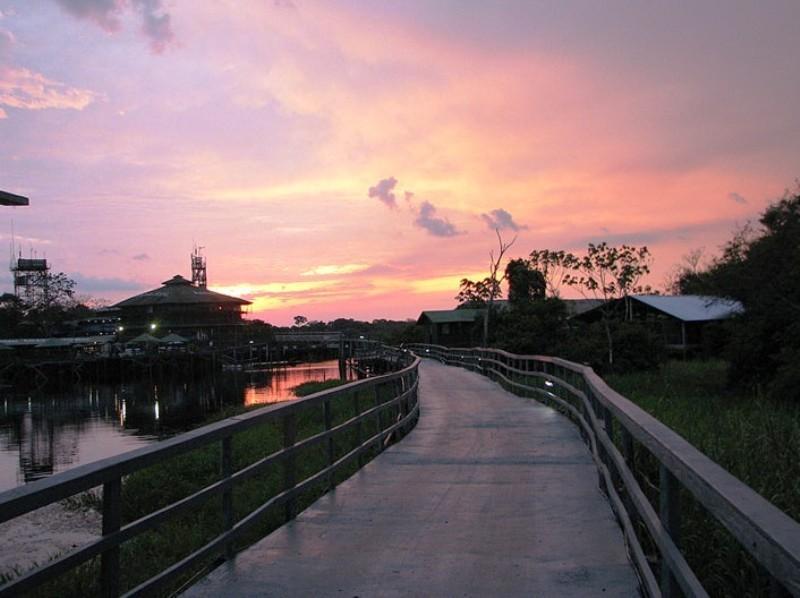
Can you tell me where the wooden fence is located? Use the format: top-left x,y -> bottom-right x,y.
0,346 -> 419,597
407,344 -> 800,598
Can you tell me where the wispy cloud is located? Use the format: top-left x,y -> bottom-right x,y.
300,263 -> 368,277
52,0 -> 175,53
728,192 -> 747,205
414,201 -> 461,237
368,176 -> 398,209
131,252 -> 150,261
481,208 -> 527,231
0,66 -> 99,113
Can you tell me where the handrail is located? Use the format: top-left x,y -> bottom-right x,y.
406,343 -> 800,598
0,344 -> 420,597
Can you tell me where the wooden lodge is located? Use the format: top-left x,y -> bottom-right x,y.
416,309 -> 486,347
113,275 -> 251,346
575,294 -> 743,352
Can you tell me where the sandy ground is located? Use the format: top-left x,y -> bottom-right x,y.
0,499 -> 100,580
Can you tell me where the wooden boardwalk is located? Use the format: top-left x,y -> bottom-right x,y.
185,359 -> 639,597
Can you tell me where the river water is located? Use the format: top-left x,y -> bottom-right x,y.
0,360 -> 350,492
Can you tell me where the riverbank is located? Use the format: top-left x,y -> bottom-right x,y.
0,498 -> 101,582
0,375 -> 357,593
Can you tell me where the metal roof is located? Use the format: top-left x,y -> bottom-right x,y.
114,275 -> 251,308
0,190 -> 29,206
564,299 -> 605,317
0,336 -> 114,347
417,309 -> 486,325
632,295 -> 744,322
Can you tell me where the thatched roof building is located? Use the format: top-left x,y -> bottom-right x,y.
114,275 -> 251,344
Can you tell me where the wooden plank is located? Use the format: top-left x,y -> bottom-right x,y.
414,345 -> 800,596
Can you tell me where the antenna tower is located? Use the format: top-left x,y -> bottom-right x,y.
191,245 -> 207,288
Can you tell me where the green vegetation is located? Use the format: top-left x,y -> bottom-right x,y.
673,187 -> 800,401
292,379 -> 348,397
607,359 -> 800,596
17,375 -> 409,597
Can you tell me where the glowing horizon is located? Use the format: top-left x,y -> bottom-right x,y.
1,1 -> 798,325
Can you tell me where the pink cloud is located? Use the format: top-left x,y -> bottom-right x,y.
0,66 -> 99,113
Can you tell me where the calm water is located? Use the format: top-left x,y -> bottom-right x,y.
0,360 -> 351,492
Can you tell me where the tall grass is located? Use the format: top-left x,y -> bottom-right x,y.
606,359 -> 800,597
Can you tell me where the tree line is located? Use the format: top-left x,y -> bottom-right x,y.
455,185 -> 800,401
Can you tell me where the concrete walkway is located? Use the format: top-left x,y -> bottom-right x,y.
185,360 -> 639,597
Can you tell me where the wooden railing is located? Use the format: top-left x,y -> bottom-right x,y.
407,344 -> 800,598
0,346 -> 419,597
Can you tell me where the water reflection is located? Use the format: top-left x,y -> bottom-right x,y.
0,360 -> 350,492
243,361 -> 347,406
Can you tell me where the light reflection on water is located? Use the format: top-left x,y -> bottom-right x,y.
0,360 -> 349,492
243,361 -> 345,406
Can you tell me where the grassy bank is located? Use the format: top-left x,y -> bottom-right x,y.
606,360 -> 800,596
19,376 -> 406,597
292,379 -> 349,397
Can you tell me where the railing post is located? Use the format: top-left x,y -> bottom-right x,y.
621,428 -> 634,466
374,382 -> 383,451
283,412 -> 297,521
323,398 -> 335,490
400,374 -> 409,426
354,391 -> 365,467
101,477 -> 121,598
659,464 -> 681,598
221,435 -> 234,560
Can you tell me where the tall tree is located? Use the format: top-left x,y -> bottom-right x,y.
505,258 -> 545,305
563,242 -> 652,367
483,229 -> 516,345
683,189 -> 800,398
528,249 -> 575,297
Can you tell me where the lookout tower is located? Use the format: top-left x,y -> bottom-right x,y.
191,246 -> 207,288
12,253 -> 49,305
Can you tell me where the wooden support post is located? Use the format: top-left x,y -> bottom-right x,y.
283,412 -> 297,521
101,477 -> 121,598
621,428 -> 634,466
338,336 -> 346,379
400,375 -> 409,424
659,464 -> 681,598
354,392 -> 365,467
603,404 -> 614,441
221,435 -> 234,559
323,399 -> 335,490
374,383 -> 382,450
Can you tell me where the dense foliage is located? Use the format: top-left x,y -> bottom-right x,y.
678,189 -> 800,400
0,272 -> 93,337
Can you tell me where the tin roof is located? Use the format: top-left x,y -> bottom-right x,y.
114,275 -> 251,308
417,309 -> 486,325
631,295 -> 743,322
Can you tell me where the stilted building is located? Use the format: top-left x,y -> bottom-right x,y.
113,274 -> 250,345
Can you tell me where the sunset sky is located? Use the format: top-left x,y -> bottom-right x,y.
1,1 -> 798,325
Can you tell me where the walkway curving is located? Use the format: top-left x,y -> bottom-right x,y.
185,359 -> 639,597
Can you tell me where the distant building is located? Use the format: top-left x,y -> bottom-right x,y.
113,275 -> 251,344
563,298 -> 605,318
416,309 -> 486,347
574,294 -> 744,352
